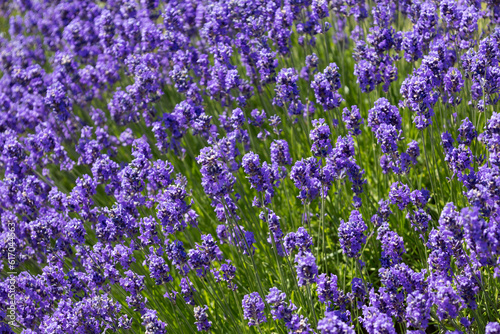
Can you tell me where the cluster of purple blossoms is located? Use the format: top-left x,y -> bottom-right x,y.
260,209 -> 285,256
317,311 -> 355,334
274,68 -> 304,117
342,105 -> 364,136
311,63 -> 344,111
310,119 -> 333,157
194,305 -> 212,332
368,98 -> 420,174
338,210 -> 367,259
266,287 -> 315,333
242,292 -> 267,327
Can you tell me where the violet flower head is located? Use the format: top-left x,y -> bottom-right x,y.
371,200 -> 393,227
197,146 -> 235,199
486,322 -> 500,334
179,277 -> 196,306
377,223 -> 406,267
375,123 -> 400,154
212,260 -> 237,291
317,273 -> 340,305
242,292 -> 267,327
443,67 -> 464,105
317,311 -> 355,334
260,209 -> 285,256
284,227 -> 313,255
194,305 -> 212,332
295,251 -> 318,286
457,117 -> 477,146
274,68 -> 303,116
266,287 -> 296,323
188,234 -> 223,277
311,62 -> 344,111
146,250 -> 172,285
338,210 -> 367,258
270,139 -> 292,166
142,309 -> 167,334
290,157 -> 322,203
342,105 -> 364,136
389,181 -> 411,210
310,118 -> 332,157
368,98 -> 401,132
360,305 -> 396,334
405,291 -> 432,330
430,277 -> 464,321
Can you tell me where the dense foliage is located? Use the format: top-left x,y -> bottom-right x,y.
1,0 -> 500,333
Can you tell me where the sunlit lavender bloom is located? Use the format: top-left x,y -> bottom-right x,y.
317,273 -> 340,305
457,117 -> 477,146
270,139 -> 292,166
266,287 -> 296,323
378,223 -> 406,267
360,305 -> 396,334
284,227 -> 313,254
310,119 -> 332,157
339,210 -> 367,258
342,105 -> 364,136
311,63 -> 344,111
242,292 -> 267,327
486,322 -> 500,334
194,305 -> 212,332
295,252 -> 318,286
317,311 -> 355,334
389,182 -> 411,210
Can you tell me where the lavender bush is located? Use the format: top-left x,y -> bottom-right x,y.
1,0 -> 500,333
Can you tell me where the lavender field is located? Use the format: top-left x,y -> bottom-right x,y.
1,0 -> 500,333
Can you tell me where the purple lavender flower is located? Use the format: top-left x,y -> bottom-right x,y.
342,105 -> 364,136
371,200 -> 393,227
310,119 -> 333,157
317,273 -> 340,305
457,117 -> 477,146
260,209 -> 285,256
405,291 -> 431,330
389,182 -> 411,210
142,309 -> 167,334
274,68 -> 304,116
375,123 -> 400,154
311,63 -> 344,110
443,67 -> 464,105
486,322 -> 500,334
194,305 -> 212,332
270,139 -> 292,166
406,140 -> 420,164
180,277 -> 195,305
212,260 -> 237,291
338,210 -> 367,258
145,249 -> 172,285
197,146 -> 235,199
294,251 -> 318,286
407,208 -> 431,233
188,234 -> 223,277
430,277 -> 464,321
377,223 -> 406,267
368,98 -> 401,132
360,306 -> 396,334
266,287 -> 295,323
301,53 -> 319,81
317,311 -> 355,334
165,239 -> 189,276
242,292 -> 267,327
290,157 -> 322,203
284,227 -> 313,255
